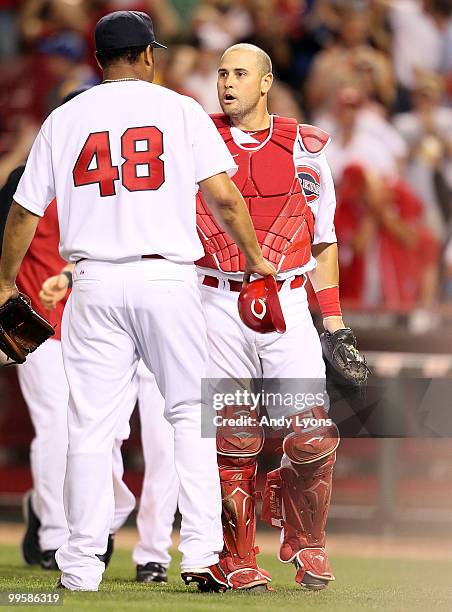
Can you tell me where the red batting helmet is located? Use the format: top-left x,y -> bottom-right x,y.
238,276 -> 286,334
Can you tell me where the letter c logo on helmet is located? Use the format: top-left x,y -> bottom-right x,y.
238,277 -> 286,334
251,298 -> 267,320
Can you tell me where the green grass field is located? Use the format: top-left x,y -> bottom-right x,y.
1,544 -> 451,612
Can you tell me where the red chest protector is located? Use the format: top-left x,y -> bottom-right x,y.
196,115 -> 315,273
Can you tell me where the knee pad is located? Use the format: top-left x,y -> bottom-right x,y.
283,407 -> 339,465
217,406 -> 264,459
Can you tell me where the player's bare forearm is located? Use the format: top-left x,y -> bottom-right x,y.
199,173 -> 275,278
0,201 -> 40,292
309,242 -> 339,291
216,201 -> 262,266
200,173 -> 262,263
309,242 -> 345,333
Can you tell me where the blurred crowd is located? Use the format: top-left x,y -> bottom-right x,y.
1,0 -> 452,314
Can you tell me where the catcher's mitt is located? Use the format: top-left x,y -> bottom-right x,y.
0,294 -> 55,365
320,327 -> 369,388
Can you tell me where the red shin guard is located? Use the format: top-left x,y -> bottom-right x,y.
216,408 -> 271,589
262,453 -> 336,583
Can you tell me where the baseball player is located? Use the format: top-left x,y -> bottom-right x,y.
196,44 -> 346,591
0,171 -> 135,569
0,11 -> 273,592
41,270 -> 179,584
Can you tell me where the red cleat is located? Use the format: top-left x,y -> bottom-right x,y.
221,552 -> 272,590
181,559 -> 230,592
280,544 -> 334,591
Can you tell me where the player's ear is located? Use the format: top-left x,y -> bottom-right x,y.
261,72 -> 273,95
143,45 -> 155,82
144,45 -> 154,66
94,51 -> 102,71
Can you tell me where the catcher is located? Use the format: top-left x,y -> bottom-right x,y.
196,44 -> 368,591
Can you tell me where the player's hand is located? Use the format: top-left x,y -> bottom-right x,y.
243,258 -> 276,285
0,283 -> 19,307
39,274 -> 69,310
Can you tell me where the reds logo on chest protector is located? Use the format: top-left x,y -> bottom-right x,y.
197,115 -> 317,273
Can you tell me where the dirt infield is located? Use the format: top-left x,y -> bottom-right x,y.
2,523 -> 452,561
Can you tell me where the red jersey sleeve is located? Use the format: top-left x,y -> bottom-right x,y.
16,199 -> 68,340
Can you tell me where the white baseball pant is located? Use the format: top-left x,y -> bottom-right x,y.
17,339 -> 69,551
57,258 -> 222,591
17,339 -> 136,550
200,279 -> 326,400
133,362 -> 179,568
201,279 -> 327,481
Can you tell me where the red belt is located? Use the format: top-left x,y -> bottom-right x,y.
202,274 -> 305,292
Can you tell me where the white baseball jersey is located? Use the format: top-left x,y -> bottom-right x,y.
14,81 -> 237,263
294,134 -> 337,247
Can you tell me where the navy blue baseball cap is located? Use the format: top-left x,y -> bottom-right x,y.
95,11 -> 166,53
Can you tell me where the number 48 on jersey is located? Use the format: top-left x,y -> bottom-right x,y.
73,126 -> 165,197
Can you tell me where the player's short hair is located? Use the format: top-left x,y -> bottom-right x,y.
222,43 -> 272,77
96,44 -> 149,68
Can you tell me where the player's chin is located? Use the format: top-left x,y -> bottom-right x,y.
220,102 -> 240,118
